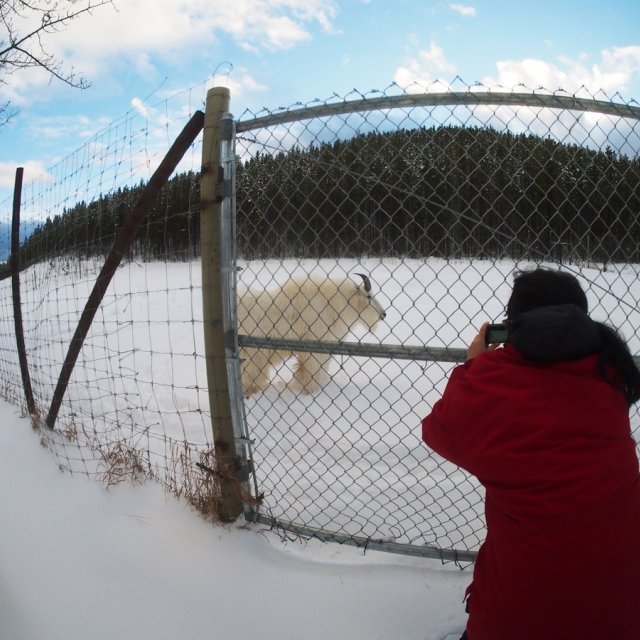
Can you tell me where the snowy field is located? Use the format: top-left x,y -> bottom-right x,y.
1,255 -> 640,638
1,256 -> 640,560
238,258 -> 640,553
0,400 -> 470,640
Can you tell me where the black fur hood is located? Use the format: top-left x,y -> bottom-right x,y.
508,304 -> 602,362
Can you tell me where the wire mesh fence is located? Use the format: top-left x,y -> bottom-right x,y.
1,78 -> 639,564
0,78 -> 217,507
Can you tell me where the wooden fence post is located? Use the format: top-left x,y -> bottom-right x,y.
200,87 -> 245,521
45,111 -> 205,429
10,167 -> 37,417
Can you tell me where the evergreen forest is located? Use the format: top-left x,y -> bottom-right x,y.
3,123 -> 639,280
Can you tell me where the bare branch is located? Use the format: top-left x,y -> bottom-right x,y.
0,0 -> 113,97
0,101 -> 17,127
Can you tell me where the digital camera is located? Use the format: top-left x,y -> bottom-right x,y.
485,323 -> 509,346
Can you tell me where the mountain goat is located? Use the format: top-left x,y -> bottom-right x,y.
238,273 -> 386,396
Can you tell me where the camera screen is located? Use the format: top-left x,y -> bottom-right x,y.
485,324 -> 509,346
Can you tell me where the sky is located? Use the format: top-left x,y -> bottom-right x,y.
1,0 -> 640,204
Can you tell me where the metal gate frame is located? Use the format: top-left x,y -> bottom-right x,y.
226,89 -> 640,563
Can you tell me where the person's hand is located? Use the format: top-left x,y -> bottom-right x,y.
467,322 -> 499,360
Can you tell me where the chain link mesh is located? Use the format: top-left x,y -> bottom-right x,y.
234,82 -> 640,560
0,79 -> 638,563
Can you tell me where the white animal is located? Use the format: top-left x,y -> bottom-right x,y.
238,273 -> 386,395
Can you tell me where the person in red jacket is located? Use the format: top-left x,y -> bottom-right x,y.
421,268 -> 640,640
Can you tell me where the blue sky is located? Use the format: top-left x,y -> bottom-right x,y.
1,0 -> 640,204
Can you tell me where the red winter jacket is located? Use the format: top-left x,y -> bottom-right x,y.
422,311 -> 640,640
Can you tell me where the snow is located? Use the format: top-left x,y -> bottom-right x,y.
0,400 -> 469,640
2,256 -> 639,639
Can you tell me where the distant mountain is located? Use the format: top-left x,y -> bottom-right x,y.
0,220 -> 40,262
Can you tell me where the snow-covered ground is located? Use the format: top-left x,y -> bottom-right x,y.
6,256 -> 637,555
1,256 -> 639,639
0,399 -> 470,640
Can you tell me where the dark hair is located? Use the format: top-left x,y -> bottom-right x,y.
507,268 -> 640,405
507,269 -> 588,320
597,324 -> 640,405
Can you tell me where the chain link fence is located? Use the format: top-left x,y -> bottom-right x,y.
1,79 -> 639,565
232,83 -> 640,562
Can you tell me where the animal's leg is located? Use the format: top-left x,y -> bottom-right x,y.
240,347 -> 272,396
291,352 -> 331,394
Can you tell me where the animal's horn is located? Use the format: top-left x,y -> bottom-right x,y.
355,273 -> 371,292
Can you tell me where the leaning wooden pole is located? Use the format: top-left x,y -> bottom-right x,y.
200,87 -> 244,521
45,110 -> 205,429
10,167 -> 37,417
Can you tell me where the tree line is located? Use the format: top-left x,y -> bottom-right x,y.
2,123 -> 639,279
236,125 -> 640,262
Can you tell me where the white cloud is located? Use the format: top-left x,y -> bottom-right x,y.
218,71 -> 268,99
450,4 -> 477,18
394,41 -> 457,90
0,67 -> 52,107
56,0 -> 338,59
0,161 -> 51,189
487,58 -> 567,91
0,0 -> 337,104
26,114 -> 111,142
131,97 -> 151,119
392,42 -> 640,158
131,53 -> 158,79
482,46 -> 640,97
394,42 -> 640,98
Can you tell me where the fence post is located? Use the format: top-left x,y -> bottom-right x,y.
10,167 -> 37,417
45,110 -> 205,429
201,87 -> 245,521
